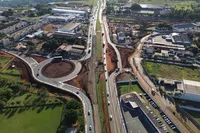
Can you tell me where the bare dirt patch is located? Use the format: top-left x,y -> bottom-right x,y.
0,51 -> 14,57
106,43 -> 117,74
14,58 -> 34,82
42,24 -> 62,33
65,61 -> 89,92
116,72 -> 134,81
118,47 -> 134,68
42,60 -> 75,78
30,55 -> 47,63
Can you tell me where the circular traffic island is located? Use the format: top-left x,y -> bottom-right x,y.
41,60 -> 75,78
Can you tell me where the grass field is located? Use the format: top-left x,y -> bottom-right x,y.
118,82 -> 143,95
0,57 -> 11,69
0,67 -> 21,81
185,110 -> 200,124
0,106 -> 63,133
6,90 -> 62,107
143,61 -> 200,81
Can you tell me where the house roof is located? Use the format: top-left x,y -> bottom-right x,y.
118,31 -> 125,37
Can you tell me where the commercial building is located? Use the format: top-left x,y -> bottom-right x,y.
47,16 -> 75,23
173,23 -> 197,32
59,22 -> 82,33
54,22 -> 82,38
57,44 -> 85,58
121,94 -> 161,133
175,80 -> 200,102
52,8 -> 87,17
170,33 -> 191,45
140,4 -> 169,11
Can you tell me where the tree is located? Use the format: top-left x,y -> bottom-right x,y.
42,39 -> 59,52
64,109 -> 78,126
130,3 -> 142,11
65,100 -> 81,109
188,46 -> 199,56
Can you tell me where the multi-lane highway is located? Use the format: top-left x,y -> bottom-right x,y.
99,0 -> 127,133
80,0 -> 99,61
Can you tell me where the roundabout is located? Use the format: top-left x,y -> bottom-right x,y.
42,60 -> 75,78
37,58 -> 82,82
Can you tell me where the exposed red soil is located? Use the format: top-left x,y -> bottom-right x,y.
118,47 -> 134,68
0,51 -> 14,57
106,43 -> 117,74
42,60 -> 75,78
65,61 -> 89,92
14,58 -> 34,82
30,54 -> 47,63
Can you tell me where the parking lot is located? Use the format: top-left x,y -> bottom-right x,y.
142,93 -> 180,133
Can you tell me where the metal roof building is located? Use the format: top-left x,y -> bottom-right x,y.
52,8 -> 87,15
170,33 -> 191,45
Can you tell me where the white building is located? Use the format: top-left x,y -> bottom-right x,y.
174,80 -> 200,102
47,16 -> 75,22
52,8 -> 87,16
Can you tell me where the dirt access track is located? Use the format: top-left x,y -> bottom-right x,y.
42,60 -> 75,78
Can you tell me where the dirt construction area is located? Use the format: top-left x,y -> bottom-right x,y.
118,47 -> 134,68
30,54 -> 47,63
42,60 -> 75,78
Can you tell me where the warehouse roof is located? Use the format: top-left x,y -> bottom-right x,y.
171,33 -> 191,44
140,4 -> 166,9
60,22 -> 81,32
183,80 -> 200,94
173,23 -> 197,29
52,8 -> 86,14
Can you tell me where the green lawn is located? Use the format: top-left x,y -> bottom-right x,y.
143,61 -> 200,81
118,82 -> 143,95
0,106 -> 63,133
6,90 -> 62,107
0,68 -> 21,81
0,57 -> 11,69
185,110 -> 200,124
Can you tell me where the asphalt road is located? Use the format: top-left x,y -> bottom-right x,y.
100,0 -> 127,132
4,50 -> 94,133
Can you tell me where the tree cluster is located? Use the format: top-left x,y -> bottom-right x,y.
34,4 -> 52,16
2,9 -> 14,17
57,100 -> 84,133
